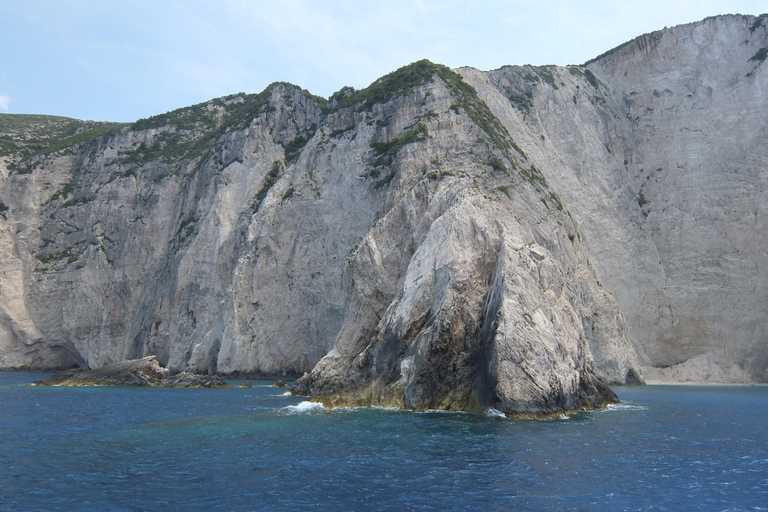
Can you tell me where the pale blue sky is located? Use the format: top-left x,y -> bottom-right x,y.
1,1 -> 765,122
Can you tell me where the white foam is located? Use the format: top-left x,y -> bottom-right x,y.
486,408 -> 507,418
284,401 -> 325,413
280,390 -> 292,396
605,403 -> 648,411
417,408 -> 471,416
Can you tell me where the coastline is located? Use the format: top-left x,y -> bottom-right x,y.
641,380 -> 767,386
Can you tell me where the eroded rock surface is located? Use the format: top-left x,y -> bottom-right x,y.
461,14 -> 768,383
2,14 -> 767,415
31,356 -> 230,387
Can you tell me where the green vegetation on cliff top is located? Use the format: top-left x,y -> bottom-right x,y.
329,60 -> 443,111
123,82 -> 326,167
0,114 -> 128,165
333,59 -> 519,160
132,82 -> 326,133
0,82 -> 325,172
4,61 -> 520,174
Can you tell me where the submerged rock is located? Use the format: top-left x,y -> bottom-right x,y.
31,356 -> 231,388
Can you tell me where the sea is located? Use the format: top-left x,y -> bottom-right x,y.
0,373 -> 766,511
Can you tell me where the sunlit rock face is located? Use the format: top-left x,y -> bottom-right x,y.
1,14 -> 766,414
461,14 -> 768,383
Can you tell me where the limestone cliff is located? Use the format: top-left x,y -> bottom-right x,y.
0,14 -> 765,414
461,13 -> 768,383
30,355 -> 230,387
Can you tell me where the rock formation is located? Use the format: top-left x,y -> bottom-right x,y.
31,356 -> 230,387
461,14 -> 768,383
1,14 -> 766,413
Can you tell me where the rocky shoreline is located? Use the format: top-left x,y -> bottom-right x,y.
3,14 -> 767,416
30,356 -> 231,388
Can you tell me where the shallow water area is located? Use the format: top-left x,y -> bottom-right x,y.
1,374 -> 767,511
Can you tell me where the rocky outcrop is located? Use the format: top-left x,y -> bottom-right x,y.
0,62 -> 636,415
31,356 -> 230,387
2,14 -> 766,414
292,192 -> 626,415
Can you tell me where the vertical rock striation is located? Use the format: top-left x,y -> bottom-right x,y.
1,14 -> 766,414
288,65 -> 636,414
462,14 -> 768,383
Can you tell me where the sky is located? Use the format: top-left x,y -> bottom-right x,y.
1,1 -> 765,122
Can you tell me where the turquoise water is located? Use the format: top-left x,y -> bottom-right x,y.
1,373 -> 767,511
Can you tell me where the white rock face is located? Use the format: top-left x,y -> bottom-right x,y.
590,16 -> 768,383
0,14 -> 765,407
0,66 -> 638,415
460,14 -> 768,383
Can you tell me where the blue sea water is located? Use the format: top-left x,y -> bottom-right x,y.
0,373 -> 766,511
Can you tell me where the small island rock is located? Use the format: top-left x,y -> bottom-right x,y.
31,356 -> 231,388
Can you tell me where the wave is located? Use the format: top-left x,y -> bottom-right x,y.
605,403 -> 648,411
283,401 -> 326,413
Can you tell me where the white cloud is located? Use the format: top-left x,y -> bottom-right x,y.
0,94 -> 10,112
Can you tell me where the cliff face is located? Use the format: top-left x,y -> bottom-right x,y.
0,86 -> 338,376
0,14 -> 765,413
291,71 -> 634,413
588,15 -> 768,383
460,14 -> 768,383
0,63 -> 637,414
